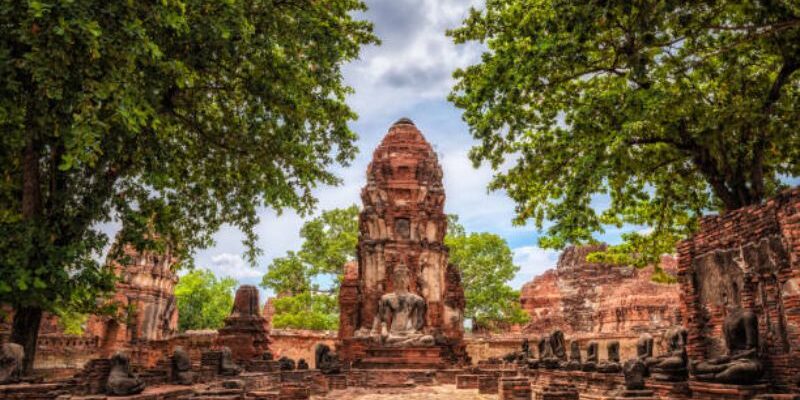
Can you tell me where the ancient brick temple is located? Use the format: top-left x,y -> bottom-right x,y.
338,118 -> 467,367
101,241 -> 180,345
0,240 -> 180,371
677,188 -> 800,394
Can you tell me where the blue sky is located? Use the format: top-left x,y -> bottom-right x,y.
188,0 -> 652,297
189,0 -> 570,296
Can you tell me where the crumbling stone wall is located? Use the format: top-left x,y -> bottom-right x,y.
519,245 -> 681,359
677,187 -> 800,389
268,329 -> 336,366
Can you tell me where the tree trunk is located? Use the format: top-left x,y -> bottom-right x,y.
12,135 -> 43,375
10,306 -> 43,374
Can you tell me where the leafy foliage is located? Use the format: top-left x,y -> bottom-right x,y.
271,292 -> 339,330
449,1 -> 800,268
261,253 -> 312,296
260,205 -> 358,329
53,307 -> 89,336
0,0 -> 376,366
174,269 -> 236,332
260,205 -> 359,296
445,216 -> 529,331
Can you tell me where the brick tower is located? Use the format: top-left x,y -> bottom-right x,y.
338,118 -> 467,368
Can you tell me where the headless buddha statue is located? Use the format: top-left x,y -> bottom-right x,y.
371,264 -> 435,346
648,326 -> 688,381
691,307 -> 763,384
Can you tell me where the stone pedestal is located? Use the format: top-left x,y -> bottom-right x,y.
326,374 -> 347,390
456,374 -> 481,389
534,383 -> 579,400
688,380 -> 770,400
478,375 -> 499,394
247,360 -> 280,373
353,346 -> 446,369
645,379 -> 691,400
500,377 -> 532,400
279,383 -> 310,400
613,389 -> 657,399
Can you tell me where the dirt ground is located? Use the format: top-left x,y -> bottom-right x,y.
313,384 -> 497,400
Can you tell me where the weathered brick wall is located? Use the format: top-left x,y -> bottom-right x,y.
269,329 -> 337,366
677,187 -> 800,389
465,336 -> 526,362
518,245 -> 681,362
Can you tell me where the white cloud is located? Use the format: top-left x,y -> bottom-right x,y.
510,246 -> 561,289
205,252 -> 264,280
343,0 -> 485,120
440,148 -> 521,236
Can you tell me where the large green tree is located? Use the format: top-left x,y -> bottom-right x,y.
0,0 -> 376,372
446,216 -> 528,331
174,269 -> 236,332
260,205 -> 358,329
449,1 -> 800,268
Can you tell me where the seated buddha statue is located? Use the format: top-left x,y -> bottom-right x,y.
691,307 -> 763,384
596,341 -> 622,373
648,326 -> 688,381
370,264 -> 434,347
582,341 -> 599,372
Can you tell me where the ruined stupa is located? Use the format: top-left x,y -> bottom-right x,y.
214,285 -> 271,365
338,118 -> 467,368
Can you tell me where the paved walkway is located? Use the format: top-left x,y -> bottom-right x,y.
314,384 -> 497,400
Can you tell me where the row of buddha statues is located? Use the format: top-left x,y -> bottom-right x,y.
502,307 -> 765,386
102,345 -> 332,395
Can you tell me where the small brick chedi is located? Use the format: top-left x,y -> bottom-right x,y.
214,285 -> 271,365
338,118 -> 467,367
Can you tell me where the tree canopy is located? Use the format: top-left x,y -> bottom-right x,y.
261,205 -> 359,295
446,216 -> 529,331
270,292 -> 339,331
174,269 -> 236,332
449,1 -> 800,267
0,0 -> 376,371
260,205 -> 358,329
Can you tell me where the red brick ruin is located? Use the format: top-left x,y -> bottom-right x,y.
338,118 -> 467,367
517,245 -> 681,360
214,285 -> 271,365
1,123 -> 799,399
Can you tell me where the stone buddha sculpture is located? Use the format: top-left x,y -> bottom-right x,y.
596,341 -> 621,373
219,347 -> 242,376
370,264 -> 434,346
648,326 -> 688,381
540,330 -> 567,369
315,344 -> 342,374
106,352 -> 145,395
565,341 -> 582,371
691,307 -> 764,384
503,338 -> 531,364
171,347 -> 195,385
582,341 -> 599,372
637,334 -> 654,361
0,343 -> 24,384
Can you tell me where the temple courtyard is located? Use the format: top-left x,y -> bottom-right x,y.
0,119 -> 798,400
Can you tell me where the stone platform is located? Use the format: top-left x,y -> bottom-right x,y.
353,346 -> 447,369
528,369 -> 624,399
687,380 -> 771,400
